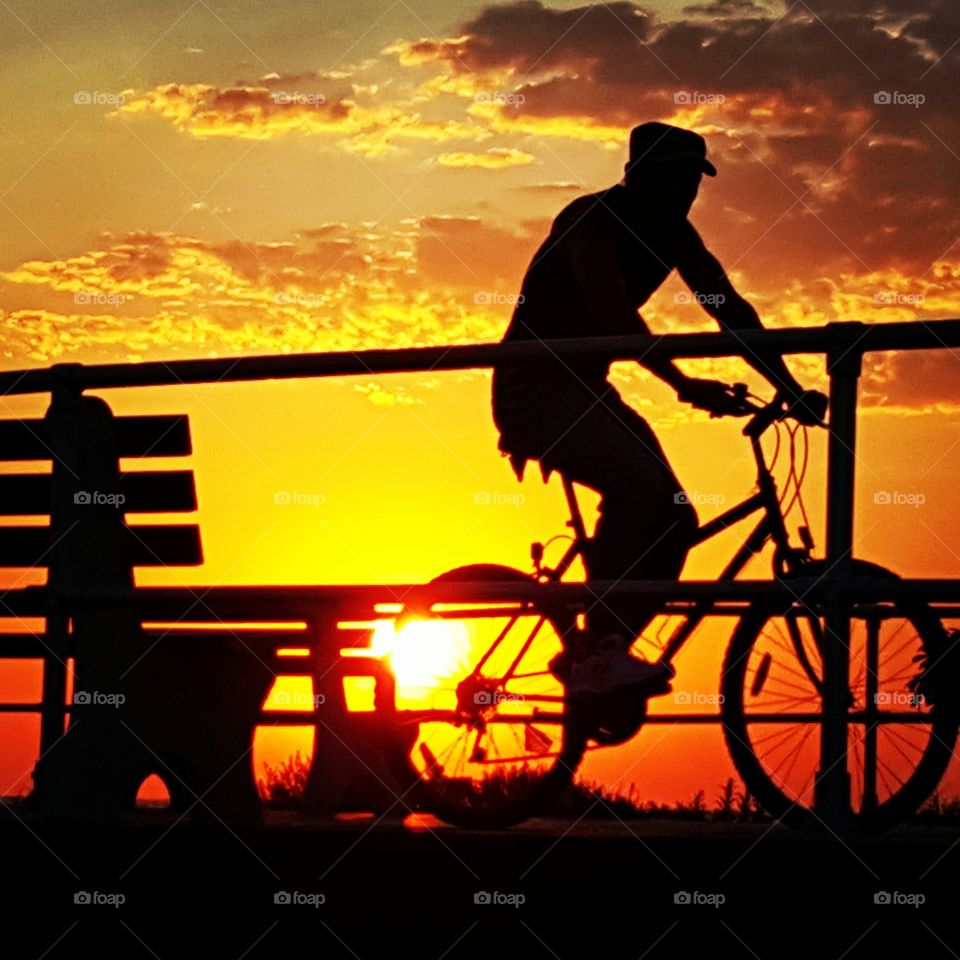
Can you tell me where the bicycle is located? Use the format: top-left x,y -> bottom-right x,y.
381,387 -> 960,830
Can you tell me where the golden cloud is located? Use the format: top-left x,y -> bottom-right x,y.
0,221 -> 541,382
383,36 -> 475,67
437,147 -> 535,168
117,82 -> 490,154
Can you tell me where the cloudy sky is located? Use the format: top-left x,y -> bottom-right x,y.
3,0 -> 960,375
2,0 -> 959,800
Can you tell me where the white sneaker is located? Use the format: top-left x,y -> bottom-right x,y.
569,647 -> 674,699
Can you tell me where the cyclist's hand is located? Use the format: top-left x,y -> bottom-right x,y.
677,379 -> 752,418
781,388 -> 828,426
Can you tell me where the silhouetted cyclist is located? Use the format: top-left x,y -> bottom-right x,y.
492,121 -> 827,700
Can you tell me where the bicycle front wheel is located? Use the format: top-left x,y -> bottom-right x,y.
721,560 -> 958,830
383,564 -> 588,828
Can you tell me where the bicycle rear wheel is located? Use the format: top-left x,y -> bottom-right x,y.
383,564 -> 588,828
721,560 -> 959,830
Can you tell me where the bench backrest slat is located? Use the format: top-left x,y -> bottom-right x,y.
0,414 -> 192,461
0,524 -> 202,568
0,471 -> 197,515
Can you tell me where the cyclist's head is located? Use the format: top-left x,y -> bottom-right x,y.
624,160 -> 704,218
623,122 -> 715,218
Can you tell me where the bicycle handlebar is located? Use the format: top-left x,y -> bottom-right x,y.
726,383 -> 827,437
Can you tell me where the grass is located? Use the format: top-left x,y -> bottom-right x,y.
259,753 -> 960,825
549,778 -> 768,821
258,753 -> 769,821
257,750 -> 310,809
911,790 -> 960,824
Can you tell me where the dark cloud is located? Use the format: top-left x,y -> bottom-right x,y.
401,0 -> 960,277
864,349 -> 960,408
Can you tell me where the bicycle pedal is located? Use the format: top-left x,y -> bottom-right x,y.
590,700 -> 649,745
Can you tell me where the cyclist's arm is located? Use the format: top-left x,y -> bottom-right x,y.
570,232 -> 693,392
674,220 -> 805,398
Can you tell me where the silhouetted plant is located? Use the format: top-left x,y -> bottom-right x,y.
912,790 -> 960,824
258,751 -> 310,808
715,778 -> 737,821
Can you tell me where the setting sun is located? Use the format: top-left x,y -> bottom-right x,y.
369,618 -> 473,701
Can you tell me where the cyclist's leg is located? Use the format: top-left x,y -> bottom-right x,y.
539,392 -> 697,649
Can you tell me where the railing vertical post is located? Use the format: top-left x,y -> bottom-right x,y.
815,323 -> 864,830
38,374 -> 82,758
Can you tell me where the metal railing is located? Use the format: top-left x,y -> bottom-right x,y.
0,318 -> 957,394
2,316 -> 960,827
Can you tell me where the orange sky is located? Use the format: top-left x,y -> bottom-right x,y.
1,0 -> 959,807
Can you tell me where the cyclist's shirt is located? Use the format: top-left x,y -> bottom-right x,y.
492,184 -> 711,455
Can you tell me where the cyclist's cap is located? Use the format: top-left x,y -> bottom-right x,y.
627,122 -> 717,177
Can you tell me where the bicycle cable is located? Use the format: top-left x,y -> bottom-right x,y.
791,424 -> 813,532
778,421 -> 797,514
779,422 -> 812,531
539,534 -> 574,566
745,389 -> 814,542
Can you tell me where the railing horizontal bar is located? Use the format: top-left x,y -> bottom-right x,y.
28,577 -> 960,605
2,707 -> 932,725
1,320 -> 959,396
1,580 -> 958,624
632,712 -> 936,725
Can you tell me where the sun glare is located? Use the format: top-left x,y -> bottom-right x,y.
370,618 -> 472,693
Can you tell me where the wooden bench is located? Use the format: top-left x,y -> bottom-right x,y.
0,388 -> 274,824
0,387 -> 413,825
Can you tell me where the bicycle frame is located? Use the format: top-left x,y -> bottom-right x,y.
534,406 -> 810,668
405,401 -> 822,733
